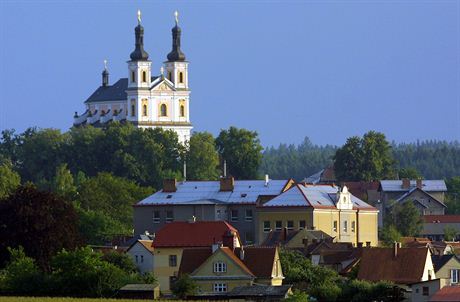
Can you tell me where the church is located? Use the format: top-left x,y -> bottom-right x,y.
73,11 -> 192,143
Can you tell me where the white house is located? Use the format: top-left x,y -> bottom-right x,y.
127,240 -> 154,274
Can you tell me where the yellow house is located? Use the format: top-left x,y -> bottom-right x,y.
256,184 -> 379,247
179,246 -> 284,294
152,220 -> 242,294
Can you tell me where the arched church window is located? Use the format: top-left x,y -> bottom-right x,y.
131,71 -> 135,83
131,104 -> 135,117
179,72 -> 184,83
160,104 -> 167,117
168,71 -> 172,81
180,105 -> 185,117
143,104 -> 148,116
142,71 -> 147,83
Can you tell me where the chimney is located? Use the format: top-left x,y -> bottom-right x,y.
239,246 -> 245,260
357,242 -> 363,248
220,176 -> 234,192
402,178 -> 410,189
282,227 -> 288,242
302,238 -> 309,248
188,216 -> 196,223
264,174 -> 270,187
416,179 -> 423,189
222,230 -> 236,251
163,179 -> 177,192
366,241 -> 371,247
393,241 -> 399,257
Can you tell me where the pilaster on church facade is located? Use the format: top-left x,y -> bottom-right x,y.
73,10 -> 192,144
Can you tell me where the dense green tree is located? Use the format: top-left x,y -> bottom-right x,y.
216,127 -> 263,179
77,172 -> 153,235
0,247 -> 44,295
76,208 -> 127,245
380,225 -> 402,247
51,163 -> 77,200
0,185 -> 81,269
398,167 -> 422,179
0,162 -> 20,199
186,132 -> 219,180
50,247 -> 127,297
339,279 -> 397,302
171,274 -> 199,299
446,176 -> 460,214
334,131 -> 395,182
444,227 -> 458,241
284,290 -> 310,302
102,251 -> 138,274
387,201 -> 423,237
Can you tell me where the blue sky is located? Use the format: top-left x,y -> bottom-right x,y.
0,0 -> 459,147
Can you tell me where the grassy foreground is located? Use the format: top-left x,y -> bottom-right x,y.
0,298 -> 153,302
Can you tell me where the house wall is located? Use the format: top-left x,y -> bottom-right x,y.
401,190 -> 445,215
410,279 -> 446,302
435,257 -> 460,286
127,243 -> 154,274
153,247 -> 183,294
227,204 -> 256,244
357,211 -> 379,246
422,223 -> 460,241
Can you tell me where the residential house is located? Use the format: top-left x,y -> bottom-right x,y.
133,177 -> 294,243
430,286 -> 460,302
378,179 -> 447,227
358,244 -> 436,289
151,220 -> 242,294
178,245 -> 284,294
126,240 -> 154,274
431,254 -> 460,286
342,181 -> 380,204
261,229 -> 333,248
256,184 -> 379,246
410,279 -> 448,302
422,215 -> 460,241
403,238 -> 456,256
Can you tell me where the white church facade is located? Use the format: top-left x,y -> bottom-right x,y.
74,11 -> 192,143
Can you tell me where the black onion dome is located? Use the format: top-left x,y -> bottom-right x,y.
167,24 -> 186,61
130,24 -> 149,61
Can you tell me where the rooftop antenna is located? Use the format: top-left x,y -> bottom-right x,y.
183,160 -> 187,182
103,59 -> 108,70
137,9 -> 142,25
174,10 -> 179,25
223,160 -> 227,178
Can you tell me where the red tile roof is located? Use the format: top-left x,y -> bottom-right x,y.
424,215 -> 460,224
178,247 -> 213,275
153,221 -> 239,248
221,247 -> 255,276
236,247 -> 277,278
358,247 -> 430,284
430,286 -> 460,302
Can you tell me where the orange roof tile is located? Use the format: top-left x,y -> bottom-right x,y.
430,286 -> 460,302
424,215 -> 460,224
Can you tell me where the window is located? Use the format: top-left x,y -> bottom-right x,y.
168,71 -> 172,81
131,71 -> 135,83
299,220 -> 306,230
217,209 -> 221,219
135,255 -> 138,263
166,210 -> 174,223
142,71 -> 147,82
179,72 -> 184,83
169,276 -> 177,289
275,221 -> 282,231
287,221 -> 294,230
213,261 -> 227,273
263,221 -> 271,233
169,255 -> 177,267
245,232 -> 254,244
451,269 -> 459,284
131,104 -> 135,117
213,283 -> 227,292
231,210 -> 238,222
160,104 -> 167,117
351,221 -> 356,233
422,286 -> 429,296
143,104 -> 148,116
141,255 -> 144,263
153,211 -> 160,223
344,221 -> 348,232
180,105 -> 185,117
245,209 -> 253,222
333,221 -> 338,232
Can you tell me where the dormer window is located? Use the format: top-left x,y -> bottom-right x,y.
213,261 -> 227,273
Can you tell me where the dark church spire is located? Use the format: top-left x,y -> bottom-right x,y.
167,11 -> 186,62
130,10 -> 149,61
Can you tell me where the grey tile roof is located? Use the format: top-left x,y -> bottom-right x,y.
380,180 -> 447,192
136,180 -> 290,206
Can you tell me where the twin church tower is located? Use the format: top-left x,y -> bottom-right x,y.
74,11 -> 192,143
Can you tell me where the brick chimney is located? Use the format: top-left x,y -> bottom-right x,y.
222,230 -> 236,250
220,176 -> 234,192
357,242 -> 363,248
163,179 -> 177,192
402,178 -> 410,189
416,179 -> 423,189
393,242 -> 401,257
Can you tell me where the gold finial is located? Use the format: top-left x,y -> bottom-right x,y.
174,10 -> 179,25
103,59 -> 108,70
137,9 -> 142,24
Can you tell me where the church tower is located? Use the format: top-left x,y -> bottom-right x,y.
127,10 -> 152,122
164,11 -> 188,90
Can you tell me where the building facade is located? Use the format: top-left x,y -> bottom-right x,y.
74,11 -> 192,143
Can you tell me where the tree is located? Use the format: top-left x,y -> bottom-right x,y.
186,132 -> 219,180
50,247 -> 127,297
387,201 -> 423,237
0,247 -> 44,295
446,177 -> 460,214
102,251 -> 138,274
380,225 -> 402,247
339,279 -> 397,302
444,227 -> 458,241
284,290 -> 310,302
171,274 -> 199,299
51,163 -> 77,200
0,185 -> 81,269
398,167 -> 422,180
334,131 -> 395,182
77,208 -> 127,245
0,161 -> 20,199
215,127 -> 263,179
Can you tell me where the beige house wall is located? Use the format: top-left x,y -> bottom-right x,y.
434,256 -> 460,286
153,247 -> 183,294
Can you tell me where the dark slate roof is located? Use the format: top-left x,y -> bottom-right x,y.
431,254 -> 457,272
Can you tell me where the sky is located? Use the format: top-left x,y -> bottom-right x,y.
0,0 -> 459,147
